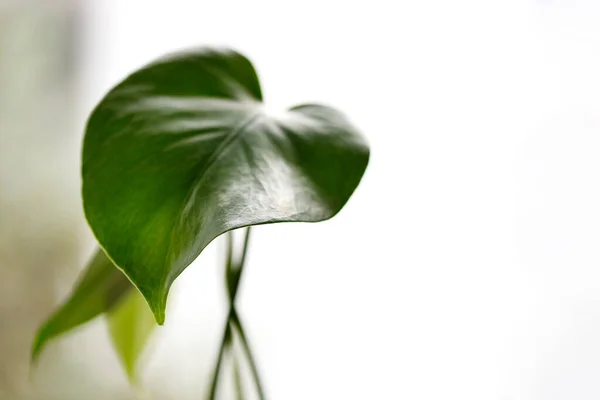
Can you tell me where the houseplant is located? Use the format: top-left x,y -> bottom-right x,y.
33,47 -> 370,398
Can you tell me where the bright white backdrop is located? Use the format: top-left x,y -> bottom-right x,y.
59,0 -> 600,399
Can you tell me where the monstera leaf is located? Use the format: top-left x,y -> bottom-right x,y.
82,47 -> 370,324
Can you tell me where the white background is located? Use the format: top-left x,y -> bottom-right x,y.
53,0 -> 600,399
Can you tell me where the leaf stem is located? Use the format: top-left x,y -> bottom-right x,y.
208,303 -> 234,397
208,227 -> 265,400
227,228 -> 251,301
230,309 -> 266,400
232,347 -> 245,400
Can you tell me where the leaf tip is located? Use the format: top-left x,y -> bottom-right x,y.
30,326 -> 48,365
123,363 -> 138,385
144,281 -> 171,326
150,298 -> 166,326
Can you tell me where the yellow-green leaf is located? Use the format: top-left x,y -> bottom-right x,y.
107,286 -> 156,383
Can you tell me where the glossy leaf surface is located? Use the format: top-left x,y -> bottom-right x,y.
82,47 -> 370,323
32,248 -> 132,360
108,286 -> 156,382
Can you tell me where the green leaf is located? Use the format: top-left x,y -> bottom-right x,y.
32,248 -> 133,361
82,47 -> 370,324
107,285 -> 156,383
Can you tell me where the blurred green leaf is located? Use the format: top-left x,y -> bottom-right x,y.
108,285 -> 156,383
82,47 -> 370,324
32,248 -> 133,361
